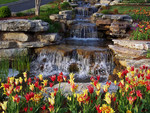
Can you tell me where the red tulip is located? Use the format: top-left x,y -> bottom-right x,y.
50,75 -> 56,82
63,75 -> 67,81
30,107 -> 33,111
34,81 -> 39,87
57,75 -> 63,82
24,107 -> 28,112
87,85 -> 94,94
90,76 -> 95,82
146,74 -> 150,80
97,75 -> 100,81
41,105 -> 46,110
136,90 -> 142,99
49,82 -> 53,87
94,80 -> 98,86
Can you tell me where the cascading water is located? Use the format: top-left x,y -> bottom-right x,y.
30,46 -> 113,81
30,1 -> 114,82
70,23 -> 98,38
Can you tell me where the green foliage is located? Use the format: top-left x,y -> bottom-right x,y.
100,9 -> 110,14
0,6 -> 11,18
146,50 -> 150,58
123,0 -> 150,3
16,12 -> 26,17
60,2 -> 70,10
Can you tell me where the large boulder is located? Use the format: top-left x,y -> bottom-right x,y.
0,41 -> 18,49
0,19 -> 49,32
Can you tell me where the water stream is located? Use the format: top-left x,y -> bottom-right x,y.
30,1 -> 114,82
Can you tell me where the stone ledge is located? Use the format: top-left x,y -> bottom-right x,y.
109,45 -> 147,58
0,19 -> 49,32
113,39 -> 150,50
0,41 -> 18,49
0,48 -> 28,58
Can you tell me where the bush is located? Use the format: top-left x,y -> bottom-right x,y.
60,2 -> 70,10
16,12 -> 26,17
100,9 -> 110,14
0,6 -> 11,18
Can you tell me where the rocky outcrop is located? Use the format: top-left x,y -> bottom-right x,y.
0,19 -> 49,32
109,39 -> 150,70
92,13 -> 132,37
50,10 -> 74,22
0,19 -> 62,59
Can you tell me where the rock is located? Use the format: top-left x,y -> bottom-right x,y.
45,82 -> 118,97
109,45 -> 147,59
94,3 -> 101,8
17,42 -> 49,48
101,3 -> 109,7
0,41 -> 18,49
113,39 -> 150,50
110,20 -> 130,34
0,19 -> 49,32
59,10 -> 72,15
102,14 -> 133,22
100,0 -> 111,4
110,0 -> 122,5
96,19 -> 112,25
69,3 -> 78,7
0,48 -> 28,58
49,14 -> 60,21
3,32 -> 32,42
37,33 -> 62,43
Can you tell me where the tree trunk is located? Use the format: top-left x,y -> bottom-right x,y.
35,0 -> 41,16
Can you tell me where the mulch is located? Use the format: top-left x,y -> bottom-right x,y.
0,15 -> 35,20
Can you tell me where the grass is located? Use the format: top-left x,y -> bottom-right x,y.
21,0 -> 71,33
122,0 -> 150,3
0,0 -> 19,5
109,5 -> 150,14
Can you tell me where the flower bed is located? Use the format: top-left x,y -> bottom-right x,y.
0,65 -> 150,113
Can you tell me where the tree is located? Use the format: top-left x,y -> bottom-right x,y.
35,0 -> 41,16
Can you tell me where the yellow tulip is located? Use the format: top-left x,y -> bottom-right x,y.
9,77 -> 14,84
67,96 -> 71,101
104,92 -> 111,104
23,72 -> 27,78
0,101 -> 7,111
24,77 -> 27,82
114,80 -> 117,85
29,84 -> 34,91
42,80 -> 48,86
96,90 -> 100,96
96,83 -> 101,90
48,97 -> 55,105
69,73 -> 75,80
38,74 -> 43,81
19,77 -> 23,84
117,72 -> 122,78
15,79 -> 19,85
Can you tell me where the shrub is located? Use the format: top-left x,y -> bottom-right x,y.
0,6 -> 11,18
113,9 -> 119,14
60,2 -> 70,10
100,9 -> 110,14
16,12 -> 26,17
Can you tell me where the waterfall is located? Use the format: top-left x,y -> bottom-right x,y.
30,46 -> 114,80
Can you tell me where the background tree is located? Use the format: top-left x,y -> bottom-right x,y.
35,0 -> 41,16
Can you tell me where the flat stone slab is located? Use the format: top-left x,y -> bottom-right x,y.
93,13 -> 133,22
0,41 -> 18,49
45,82 -> 118,97
0,48 -> 28,58
3,32 -> 31,42
17,42 -> 49,48
109,45 -> 147,58
0,19 -> 49,32
113,39 -> 150,50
